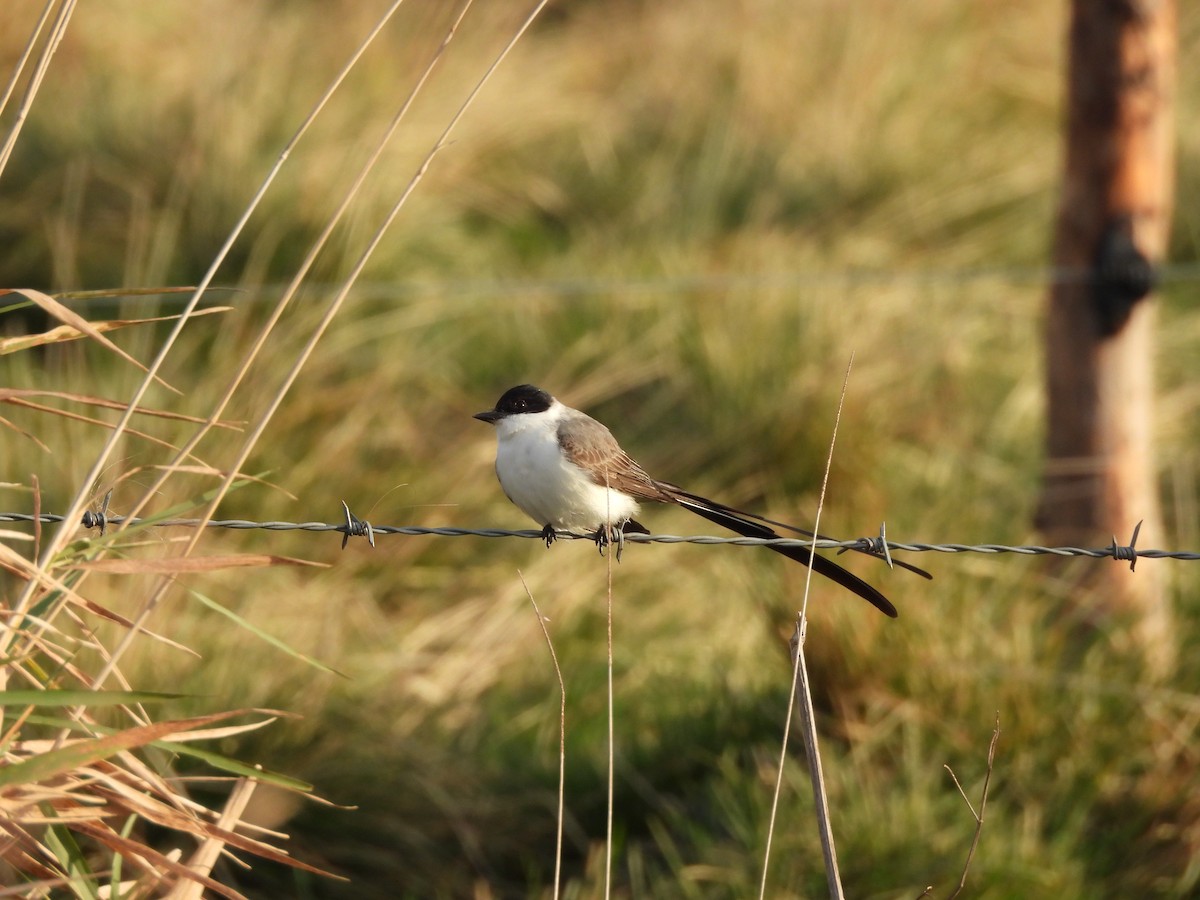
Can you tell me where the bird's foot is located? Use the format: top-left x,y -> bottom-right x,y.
540,523 -> 557,548
592,523 -> 626,562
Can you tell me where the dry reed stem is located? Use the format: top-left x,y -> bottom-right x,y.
520,571 -> 566,900
169,776 -> 259,900
0,0 -> 77,177
759,353 -> 855,900
2,0 -> 407,650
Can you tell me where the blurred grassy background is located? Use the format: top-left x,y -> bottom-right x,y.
2,0 -> 1200,897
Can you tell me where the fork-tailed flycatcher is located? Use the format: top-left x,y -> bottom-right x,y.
475,384 -> 926,617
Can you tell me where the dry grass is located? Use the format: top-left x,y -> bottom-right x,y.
2,0 -> 1200,897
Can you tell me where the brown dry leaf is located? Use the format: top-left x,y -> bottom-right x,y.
0,710 -> 254,790
4,717 -> 293,759
75,555 -> 327,574
70,820 -> 248,900
88,782 -> 343,880
0,307 -> 230,356
81,753 -> 211,820
2,396 -> 204,457
72,596 -> 198,656
0,388 -> 242,429
0,823 -> 60,879
4,744 -> 342,889
153,716 -> 287,744
3,289 -> 180,394
0,412 -> 51,451
51,286 -> 216,302
0,541 -> 92,609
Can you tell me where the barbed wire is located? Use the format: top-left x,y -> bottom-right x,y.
3,507 -> 1197,570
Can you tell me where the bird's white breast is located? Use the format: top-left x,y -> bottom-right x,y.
492,406 -> 640,531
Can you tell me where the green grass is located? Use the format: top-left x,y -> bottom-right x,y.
3,0 -> 1200,897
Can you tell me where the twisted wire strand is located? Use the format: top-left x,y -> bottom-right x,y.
1,512 -> 1196,562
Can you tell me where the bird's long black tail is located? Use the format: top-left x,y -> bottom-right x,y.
674,496 -> 899,618
668,486 -> 931,581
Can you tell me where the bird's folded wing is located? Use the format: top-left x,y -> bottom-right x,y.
556,413 -> 676,502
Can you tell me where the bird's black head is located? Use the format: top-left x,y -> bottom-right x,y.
473,384 -> 553,424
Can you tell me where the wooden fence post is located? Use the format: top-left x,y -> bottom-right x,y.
1037,0 -> 1176,671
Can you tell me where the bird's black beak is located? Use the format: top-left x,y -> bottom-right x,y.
473,410 -> 500,424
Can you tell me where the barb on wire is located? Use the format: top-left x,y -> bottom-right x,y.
1,509 -> 1197,564
844,521 -> 895,570
1111,519 -> 1142,571
340,500 -> 375,549
80,489 -> 113,536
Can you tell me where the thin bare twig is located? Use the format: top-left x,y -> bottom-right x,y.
793,614 -> 844,898
943,713 -> 1000,900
